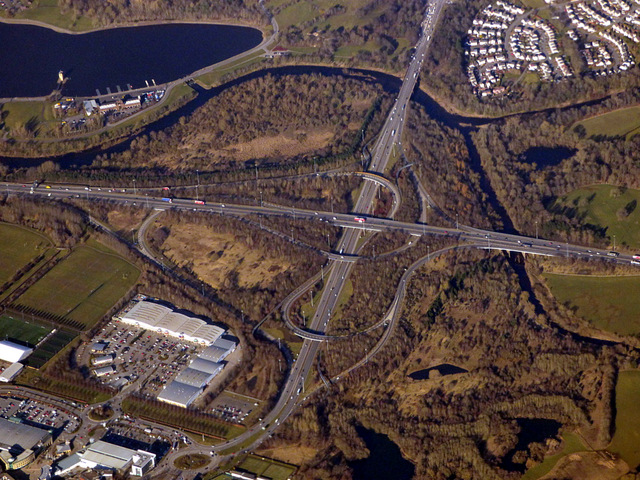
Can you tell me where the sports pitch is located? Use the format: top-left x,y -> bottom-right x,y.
0,223 -> 51,285
16,243 -> 139,330
0,314 -> 51,346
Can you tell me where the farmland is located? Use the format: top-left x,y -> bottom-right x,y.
552,184 -> 640,249
573,105 -> 640,139
15,240 -> 139,330
544,273 -> 640,335
0,223 -> 51,285
608,370 -> 640,469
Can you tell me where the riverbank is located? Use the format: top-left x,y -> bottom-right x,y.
0,12 -> 266,35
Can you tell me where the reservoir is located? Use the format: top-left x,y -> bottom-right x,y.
0,22 -> 263,98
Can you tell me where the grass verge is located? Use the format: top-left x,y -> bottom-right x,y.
608,369 -> 640,469
544,273 -> 640,335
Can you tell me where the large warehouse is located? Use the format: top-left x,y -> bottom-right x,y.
118,300 -> 225,345
157,353 -> 225,407
0,341 -> 33,364
55,440 -> 155,476
0,417 -> 52,470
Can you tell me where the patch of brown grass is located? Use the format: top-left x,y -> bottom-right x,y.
539,451 -> 628,480
159,222 -> 291,289
107,209 -> 147,236
256,444 -> 318,465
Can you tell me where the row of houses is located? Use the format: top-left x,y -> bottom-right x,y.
466,0 -> 572,97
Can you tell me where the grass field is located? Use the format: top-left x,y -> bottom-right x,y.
573,105 -> 640,138
0,223 -> 52,285
0,314 -> 51,346
12,0 -> 94,31
196,52 -> 267,88
236,455 -> 297,480
521,433 -> 587,480
608,370 -> 640,469
552,184 -> 640,249
28,329 -> 77,368
16,241 -> 139,330
544,273 -> 640,335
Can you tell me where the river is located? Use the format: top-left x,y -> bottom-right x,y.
0,22 -> 262,97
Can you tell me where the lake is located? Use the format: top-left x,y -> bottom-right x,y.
350,425 -> 415,480
409,363 -> 468,380
0,22 -> 263,97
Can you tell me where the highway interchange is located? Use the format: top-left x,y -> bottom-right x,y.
2,0 -> 639,474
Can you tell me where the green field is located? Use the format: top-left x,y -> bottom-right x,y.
573,105 -> 640,139
545,273 -> 640,335
608,370 -> 640,469
12,0 -> 94,31
552,184 -> 640,249
0,223 -> 52,285
522,433 -> 587,480
0,314 -> 51,346
236,455 -> 297,480
28,329 -> 77,368
16,242 -> 139,330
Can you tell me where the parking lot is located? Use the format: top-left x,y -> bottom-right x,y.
210,392 -> 258,424
76,320 -> 202,392
0,395 -> 80,433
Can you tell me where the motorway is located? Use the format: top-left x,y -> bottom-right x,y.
2,0 -> 638,471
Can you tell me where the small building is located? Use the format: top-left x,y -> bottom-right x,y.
271,46 -> 290,56
93,365 -> 115,377
83,100 -> 99,116
91,354 -> 114,366
90,342 -> 108,353
0,363 -> 23,383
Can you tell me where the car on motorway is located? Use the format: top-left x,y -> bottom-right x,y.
607,251 -> 620,257
633,254 -> 640,260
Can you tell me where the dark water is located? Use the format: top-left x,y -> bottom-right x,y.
0,22 -> 262,97
350,425 -> 415,480
519,146 -> 577,168
0,65 -> 489,170
409,363 -> 468,380
501,418 -> 562,473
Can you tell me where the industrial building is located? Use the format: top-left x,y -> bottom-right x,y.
0,341 -> 33,364
55,440 -> 155,477
0,417 -> 52,470
199,336 -> 237,363
157,381 -> 202,408
117,300 -> 225,345
157,346 -> 227,408
0,363 -> 24,383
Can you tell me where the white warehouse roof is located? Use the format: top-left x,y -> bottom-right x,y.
0,341 -> 33,363
174,368 -> 215,388
120,301 -> 224,345
157,381 -> 201,407
189,358 -> 224,376
0,362 -> 24,382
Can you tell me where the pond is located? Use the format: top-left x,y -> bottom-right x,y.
409,363 -> 468,380
349,425 -> 415,480
519,146 -> 577,168
0,22 -> 263,97
501,418 -> 562,473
